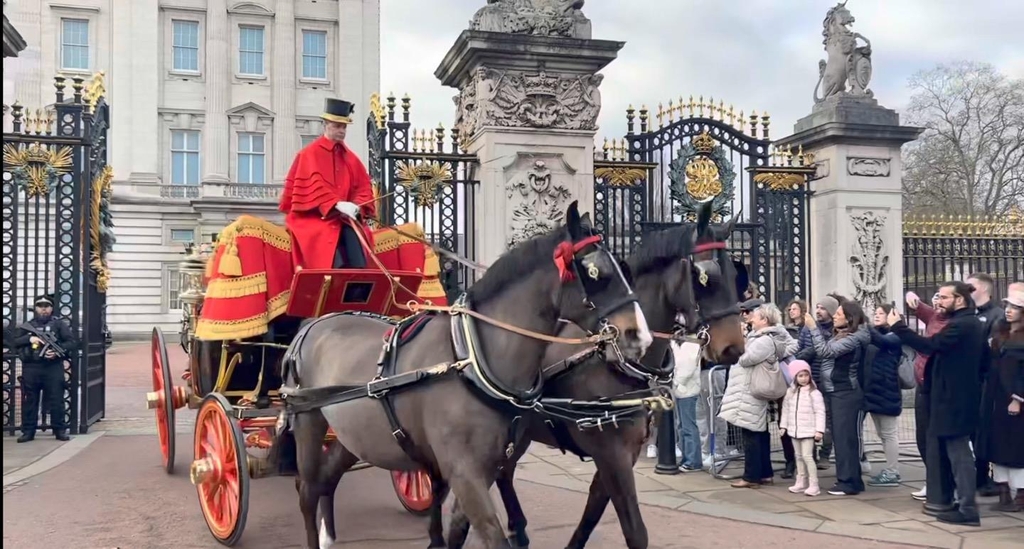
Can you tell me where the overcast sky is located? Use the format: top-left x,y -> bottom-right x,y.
380,0 -> 1024,142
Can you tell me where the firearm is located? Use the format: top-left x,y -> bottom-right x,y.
19,323 -> 69,361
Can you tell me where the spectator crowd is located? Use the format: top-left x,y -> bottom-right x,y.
663,274 -> 1024,527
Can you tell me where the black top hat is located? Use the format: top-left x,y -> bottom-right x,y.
321,98 -> 355,125
34,293 -> 55,306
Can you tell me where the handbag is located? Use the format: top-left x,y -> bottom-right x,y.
749,339 -> 789,401
897,345 -> 918,390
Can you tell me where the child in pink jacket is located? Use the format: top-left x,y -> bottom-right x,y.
779,359 -> 827,495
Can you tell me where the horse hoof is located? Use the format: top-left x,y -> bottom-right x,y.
508,534 -> 530,549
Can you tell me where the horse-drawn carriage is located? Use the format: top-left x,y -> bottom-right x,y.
146,214 -> 442,546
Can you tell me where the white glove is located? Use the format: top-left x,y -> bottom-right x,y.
335,201 -> 359,218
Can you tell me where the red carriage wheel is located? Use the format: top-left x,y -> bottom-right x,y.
391,469 -> 433,516
147,327 -> 179,474
191,394 -> 250,547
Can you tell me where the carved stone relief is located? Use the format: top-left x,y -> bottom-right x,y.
849,210 -> 888,313
847,157 -> 890,177
454,67 -> 603,139
469,0 -> 591,39
505,158 -> 572,248
810,158 -> 830,181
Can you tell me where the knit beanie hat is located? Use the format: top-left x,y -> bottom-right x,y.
817,296 -> 840,317
786,359 -> 812,384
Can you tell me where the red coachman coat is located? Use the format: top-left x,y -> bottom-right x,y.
278,136 -> 376,270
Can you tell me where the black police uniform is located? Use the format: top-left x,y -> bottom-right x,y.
14,295 -> 77,441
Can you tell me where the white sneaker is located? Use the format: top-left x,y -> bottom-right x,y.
912,486 -> 926,501
646,444 -> 657,459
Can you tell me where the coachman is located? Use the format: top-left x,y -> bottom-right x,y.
279,98 -> 376,270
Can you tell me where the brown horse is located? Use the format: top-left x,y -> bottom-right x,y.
281,202 -> 653,549
442,201 -> 746,549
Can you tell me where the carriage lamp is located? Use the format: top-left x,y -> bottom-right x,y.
179,243 -> 211,339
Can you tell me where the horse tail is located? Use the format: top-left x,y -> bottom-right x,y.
813,60 -> 826,103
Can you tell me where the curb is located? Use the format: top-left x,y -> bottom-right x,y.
3,432 -> 105,488
514,469 -> 962,549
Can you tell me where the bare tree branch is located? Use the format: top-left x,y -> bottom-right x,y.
902,61 -> 1024,217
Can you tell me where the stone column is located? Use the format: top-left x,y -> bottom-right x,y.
202,0 -> 230,183
337,0 -> 379,160
435,4 -> 620,265
128,0 -> 160,184
776,101 -> 922,311
271,0 -> 295,183
109,0 -> 132,182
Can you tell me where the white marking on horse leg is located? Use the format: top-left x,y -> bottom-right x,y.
319,518 -> 334,549
634,302 -> 653,354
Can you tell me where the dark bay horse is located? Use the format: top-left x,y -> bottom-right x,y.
442,201 -> 747,549
281,202 -> 653,549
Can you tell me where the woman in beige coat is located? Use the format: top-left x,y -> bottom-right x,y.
720,303 -> 800,488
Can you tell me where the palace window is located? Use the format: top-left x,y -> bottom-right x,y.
170,229 -> 195,243
238,26 -> 265,76
172,20 -> 200,72
60,19 -> 89,70
170,130 -> 201,185
166,266 -> 182,311
237,133 -> 266,184
301,30 -> 327,80
300,134 -> 318,148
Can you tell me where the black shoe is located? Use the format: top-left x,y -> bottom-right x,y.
16,432 -> 35,443
54,431 -> 70,441
781,461 -> 796,479
936,509 -> 980,526
923,502 -> 957,516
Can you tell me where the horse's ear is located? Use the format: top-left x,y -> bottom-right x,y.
696,199 -> 713,236
566,200 -> 582,240
579,212 -> 593,232
724,210 -> 741,237
733,260 -> 750,298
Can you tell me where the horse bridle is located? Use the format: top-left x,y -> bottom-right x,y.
554,233 -> 641,354
611,239 -> 742,384
684,239 -> 742,337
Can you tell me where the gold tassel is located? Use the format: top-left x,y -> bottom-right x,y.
423,248 -> 442,277
217,228 -> 243,277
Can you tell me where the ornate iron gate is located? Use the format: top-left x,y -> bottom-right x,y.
3,74 -> 112,435
594,99 -> 814,305
365,93 -> 480,298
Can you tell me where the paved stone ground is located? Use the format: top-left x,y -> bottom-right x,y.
3,342 -> 1022,548
514,441 -> 1024,549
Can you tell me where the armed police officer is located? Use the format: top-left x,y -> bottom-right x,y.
14,294 -> 77,442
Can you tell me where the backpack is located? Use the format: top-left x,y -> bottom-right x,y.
897,346 -> 918,390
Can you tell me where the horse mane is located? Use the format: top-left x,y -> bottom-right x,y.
466,228 -> 566,304
627,224 -> 697,277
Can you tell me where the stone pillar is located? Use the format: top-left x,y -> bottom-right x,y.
202,0 -> 230,183
271,0 -> 295,183
435,4 -> 620,265
128,0 -> 160,184
774,1 -> 925,312
776,101 -> 922,311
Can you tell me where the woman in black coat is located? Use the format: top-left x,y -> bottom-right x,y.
983,293 -> 1024,512
864,304 -> 904,487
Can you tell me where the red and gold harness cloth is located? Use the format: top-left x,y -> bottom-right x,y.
194,217 -> 447,341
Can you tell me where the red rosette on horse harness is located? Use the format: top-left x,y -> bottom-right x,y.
553,235 -> 603,283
